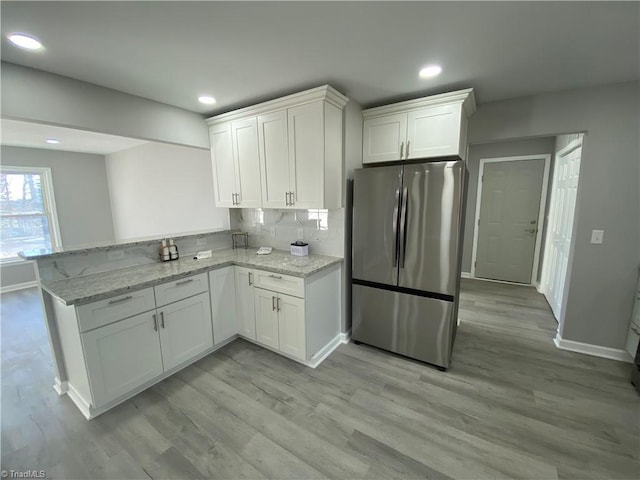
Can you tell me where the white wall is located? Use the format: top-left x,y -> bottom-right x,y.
106,142 -> 229,240
1,62 -> 209,149
1,145 -> 115,288
468,81 -> 640,351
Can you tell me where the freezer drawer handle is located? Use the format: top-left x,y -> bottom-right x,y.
108,295 -> 133,305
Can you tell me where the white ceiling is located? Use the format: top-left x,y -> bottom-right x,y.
1,2 -> 638,116
0,118 -> 149,155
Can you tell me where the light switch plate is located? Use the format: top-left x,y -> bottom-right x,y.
590,229 -> 604,244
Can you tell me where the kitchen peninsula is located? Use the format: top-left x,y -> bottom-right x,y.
21,230 -> 343,419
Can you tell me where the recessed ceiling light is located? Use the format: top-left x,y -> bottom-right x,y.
8,33 -> 42,50
45,138 -> 60,144
198,96 -> 216,105
419,64 -> 442,79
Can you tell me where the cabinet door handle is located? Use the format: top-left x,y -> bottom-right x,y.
269,274 -> 282,279
108,295 -> 133,305
406,140 -> 410,158
277,297 -> 281,312
248,272 -> 253,285
176,278 -> 194,286
289,191 -> 294,206
399,142 -> 404,159
231,193 -> 236,205
160,311 -> 165,329
285,192 -> 290,206
152,313 -> 158,331
272,296 -> 276,311
631,325 -> 640,335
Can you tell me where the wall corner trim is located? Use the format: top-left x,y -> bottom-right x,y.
554,334 -> 632,363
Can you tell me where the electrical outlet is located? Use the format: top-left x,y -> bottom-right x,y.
297,228 -> 304,240
590,229 -> 604,244
268,226 -> 276,238
107,250 -> 125,261
196,238 -> 207,246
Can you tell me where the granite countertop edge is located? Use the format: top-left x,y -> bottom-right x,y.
41,251 -> 343,306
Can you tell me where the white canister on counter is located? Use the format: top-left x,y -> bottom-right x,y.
290,241 -> 309,256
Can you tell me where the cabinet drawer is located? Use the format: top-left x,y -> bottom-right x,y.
154,273 -> 208,307
254,270 -> 304,298
77,287 -> 156,333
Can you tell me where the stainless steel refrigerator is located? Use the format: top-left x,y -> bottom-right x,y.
351,160 -> 466,369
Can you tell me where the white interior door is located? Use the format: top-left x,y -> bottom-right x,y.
542,145 -> 582,320
474,158 -> 546,283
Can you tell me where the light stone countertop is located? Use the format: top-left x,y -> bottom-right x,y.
41,248 -> 343,306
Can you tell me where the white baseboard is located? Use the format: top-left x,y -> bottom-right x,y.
67,383 -> 92,420
1,280 -> 38,294
53,378 -> 68,396
308,330 -> 351,368
554,334 -> 632,363
461,272 -> 472,279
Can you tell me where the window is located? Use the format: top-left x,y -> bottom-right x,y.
0,166 -> 61,260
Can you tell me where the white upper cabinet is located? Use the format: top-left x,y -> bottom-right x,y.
210,123 -> 236,207
258,110 -> 291,208
207,85 -> 348,209
362,89 -> 476,164
362,113 -> 407,164
231,118 -> 262,208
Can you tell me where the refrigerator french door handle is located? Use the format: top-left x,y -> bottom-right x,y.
399,186 -> 409,268
392,188 -> 400,267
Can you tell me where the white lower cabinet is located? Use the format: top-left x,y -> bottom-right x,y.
277,293 -> 306,360
82,311 -> 164,409
254,287 -> 281,350
235,266 -> 257,340
158,292 -> 213,371
209,266 -> 238,345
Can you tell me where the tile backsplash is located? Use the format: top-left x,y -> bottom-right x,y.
229,208 -> 345,257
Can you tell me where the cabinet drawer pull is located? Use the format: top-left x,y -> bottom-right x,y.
176,279 -> 194,286
108,295 -> 133,305
160,311 -> 165,329
272,296 -> 277,311
269,274 -> 283,279
152,313 -> 158,331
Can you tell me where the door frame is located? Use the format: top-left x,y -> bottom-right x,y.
470,154 -> 551,285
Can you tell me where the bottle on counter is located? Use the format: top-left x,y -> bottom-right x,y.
168,238 -> 179,260
160,239 -> 171,262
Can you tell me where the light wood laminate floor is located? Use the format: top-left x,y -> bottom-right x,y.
1,280 -> 638,479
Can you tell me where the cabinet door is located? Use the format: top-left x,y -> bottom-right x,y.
231,118 -> 263,208
209,266 -> 237,345
235,267 -> 256,340
362,113 -> 407,164
158,292 -> 213,372
258,110 -> 291,208
288,102 -> 324,208
406,105 -> 461,159
254,288 -> 279,350
277,294 -> 306,361
83,312 -> 163,408
210,123 -> 237,207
